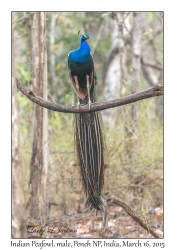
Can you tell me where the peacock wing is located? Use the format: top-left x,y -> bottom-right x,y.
68,68 -> 88,100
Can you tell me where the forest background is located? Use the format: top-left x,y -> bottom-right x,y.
12,11 -> 163,238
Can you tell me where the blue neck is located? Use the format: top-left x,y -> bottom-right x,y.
69,39 -> 91,63
80,39 -> 90,51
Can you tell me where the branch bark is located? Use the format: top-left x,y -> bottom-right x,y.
107,196 -> 161,238
16,77 -> 163,113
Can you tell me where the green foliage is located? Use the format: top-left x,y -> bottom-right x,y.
15,63 -> 32,84
103,95 -> 163,212
94,35 -> 111,59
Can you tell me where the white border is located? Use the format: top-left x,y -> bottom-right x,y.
1,1 -> 174,249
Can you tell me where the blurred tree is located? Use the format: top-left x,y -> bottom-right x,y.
12,15 -> 27,237
140,12 -> 163,120
130,12 -> 141,134
102,12 -> 129,127
49,12 -> 57,102
29,12 -> 48,221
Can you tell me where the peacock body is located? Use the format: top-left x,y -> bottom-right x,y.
68,32 -> 106,213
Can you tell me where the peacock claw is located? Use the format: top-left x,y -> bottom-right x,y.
72,103 -> 80,110
72,104 -> 77,108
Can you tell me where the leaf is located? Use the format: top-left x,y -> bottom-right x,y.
82,225 -> 89,233
156,229 -> 163,237
119,227 -> 126,235
154,206 -> 163,214
154,214 -> 163,222
76,225 -> 89,234
53,228 -> 59,234
127,232 -> 138,238
81,219 -> 89,225
66,168 -> 73,174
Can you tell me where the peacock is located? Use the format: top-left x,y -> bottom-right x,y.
68,31 -> 106,214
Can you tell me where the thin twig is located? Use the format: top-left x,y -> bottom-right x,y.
13,32 -> 30,39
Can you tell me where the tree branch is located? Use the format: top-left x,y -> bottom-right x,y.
141,57 -> 163,70
16,77 -> 163,114
12,12 -> 34,24
107,196 -> 161,238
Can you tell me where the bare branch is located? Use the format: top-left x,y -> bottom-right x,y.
141,58 -> 163,70
16,76 -> 163,114
12,12 -> 34,24
107,196 -> 161,238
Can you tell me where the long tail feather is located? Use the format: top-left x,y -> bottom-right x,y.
75,96 -> 105,212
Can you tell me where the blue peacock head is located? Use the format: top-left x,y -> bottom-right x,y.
78,30 -> 91,41
81,33 -> 91,40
